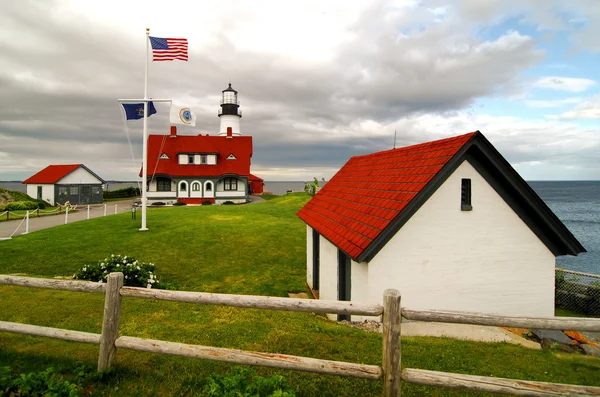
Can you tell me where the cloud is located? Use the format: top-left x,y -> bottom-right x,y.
524,97 -> 582,108
0,0 -> 597,182
557,95 -> 600,120
533,77 -> 596,92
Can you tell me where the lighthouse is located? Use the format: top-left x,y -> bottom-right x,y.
218,83 -> 242,136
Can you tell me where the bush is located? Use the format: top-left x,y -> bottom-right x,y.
222,201 -> 235,205
4,201 -> 41,211
152,202 -> 165,206
0,366 -> 81,396
103,186 -> 140,199
202,367 -> 296,397
34,199 -> 47,209
202,200 -> 213,205
173,201 -> 187,206
73,254 -> 161,288
304,177 -> 320,196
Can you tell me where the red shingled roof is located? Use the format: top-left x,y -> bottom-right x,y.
23,164 -> 83,184
145,134 -> 253,177
297,132 -> 477,260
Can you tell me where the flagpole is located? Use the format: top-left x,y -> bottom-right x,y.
140,27 -> 150,231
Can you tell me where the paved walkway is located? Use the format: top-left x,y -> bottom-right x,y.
0,199 -> 137,238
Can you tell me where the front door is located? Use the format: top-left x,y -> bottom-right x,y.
37,186 -> 42,200
337,249 -> 351,321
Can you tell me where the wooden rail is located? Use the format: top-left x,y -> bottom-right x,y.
120,286 -> 383,316
1,272 -> 600,397
115,336 -> 382,379
401,369 -> 600,397
0,275 -> 105,293
402,308 -> 600,332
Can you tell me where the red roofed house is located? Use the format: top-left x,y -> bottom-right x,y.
23,164 -> 105,206
145,84 -> 263,204
297,131 -> 585,321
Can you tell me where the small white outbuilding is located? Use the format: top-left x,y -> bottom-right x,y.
23,164 -> 105,206
297,131 -> 585,321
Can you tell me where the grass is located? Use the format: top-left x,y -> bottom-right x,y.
258,193 -> 280,201
0,192 -> 599,396
0,187 -> 34,203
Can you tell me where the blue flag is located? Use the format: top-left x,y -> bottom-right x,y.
122,102 -> 157,120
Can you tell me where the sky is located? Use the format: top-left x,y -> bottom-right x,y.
1,0 -> 599,182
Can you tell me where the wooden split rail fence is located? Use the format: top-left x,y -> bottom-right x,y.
1,273 -> 600,396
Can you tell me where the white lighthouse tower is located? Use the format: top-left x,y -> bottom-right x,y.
218,83 -> 242,136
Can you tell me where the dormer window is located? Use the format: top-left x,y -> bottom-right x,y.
159,153 -> 169,160
227,154 -> 237,160
461,178 -> 472,211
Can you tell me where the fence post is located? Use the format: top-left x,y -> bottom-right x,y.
37,208 -> 39,217
104,204 -> 107,216
114,204 -> 117,215
23,211 -> 29,234
64,206 -> 69,224
87,205 -> 90,220
382,289 -> 402,397
98,272 -> 124,372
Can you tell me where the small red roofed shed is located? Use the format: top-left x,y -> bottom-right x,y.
23,164 -> 105,205
298,131 -> 584,321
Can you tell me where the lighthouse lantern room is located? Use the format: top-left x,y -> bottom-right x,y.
218,83 -> 242,136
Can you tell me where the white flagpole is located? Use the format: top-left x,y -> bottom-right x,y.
140,28 -> 150,231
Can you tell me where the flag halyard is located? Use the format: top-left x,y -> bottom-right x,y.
149,36 -> 188,61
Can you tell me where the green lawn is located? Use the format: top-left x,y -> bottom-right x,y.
0,193 -> 599,396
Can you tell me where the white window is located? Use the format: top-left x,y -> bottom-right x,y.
192,182 -> 201,191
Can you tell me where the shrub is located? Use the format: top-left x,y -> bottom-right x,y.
4,201 -> 41,211
73,254 -> 161,288
202,200 -> 213,205
173,201 -> 187,206
222,201 -> 235,205
202,367 -> 296,397
304,177 -> 320,196
152,202 -> 165,206
0,366 -> 81,397
103,186 -> 140,199
34,199 -> 47,209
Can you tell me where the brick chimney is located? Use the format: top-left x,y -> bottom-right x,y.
226,127 -> 233,139
170,126 -> 177,138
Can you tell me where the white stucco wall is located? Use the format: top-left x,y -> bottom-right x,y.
59,167 -> 103,184
362,160 -> 555,317
306,225 -> 314,290
319,236 -> 341,320
26,184 -> 54,205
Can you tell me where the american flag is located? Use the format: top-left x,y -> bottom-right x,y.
149,36 -> 188,61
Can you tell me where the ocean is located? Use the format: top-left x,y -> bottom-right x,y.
2,180 -> 598,274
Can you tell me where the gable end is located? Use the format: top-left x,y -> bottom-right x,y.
358,132 -> 585,262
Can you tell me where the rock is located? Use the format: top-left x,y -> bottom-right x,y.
580,332 -> 600,344
287,292 -> 309,299
531,329 -> 574,344
581,344 -> 600,357
540,339 -> 581,353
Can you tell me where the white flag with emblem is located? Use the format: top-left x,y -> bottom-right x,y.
170,104 -> 196,126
